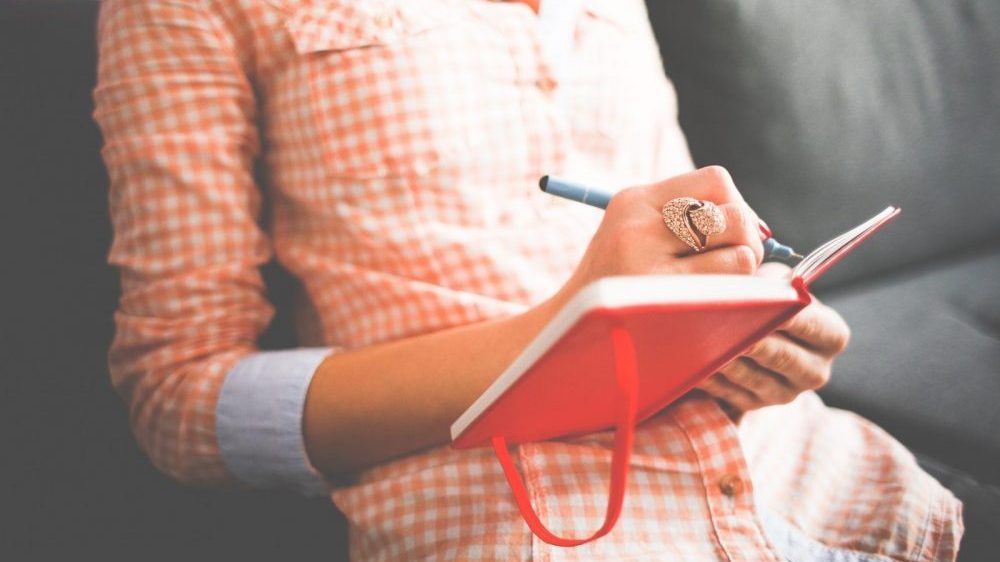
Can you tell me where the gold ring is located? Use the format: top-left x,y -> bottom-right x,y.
661,197 -> 727,252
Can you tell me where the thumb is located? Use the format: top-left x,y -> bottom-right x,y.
676,245 -> 758,275
756,261 -> 792,279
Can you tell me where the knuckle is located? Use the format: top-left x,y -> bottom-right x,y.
749,373 -> 771,394
747,339 -> 767,357
605,191 -> 629,215
730,244 -> 757,274
606,186 -> 643,214
729,203 -> 752,233
702,165 -> 734,188
709,381 -> 738,403
799,365 -> 830,390
733,363 -> 764,390
775,387 -> 799,405
700,377 -> 718,392
700,377 -> 725,398
734,394 -> 760,411
731,204 -> 764,262
771,345 -> 796,372
835,320 -> 852,352
813,365 -> 833,388
720,390 -> 743,407
700,165 -> 738,202
797,314 -> 821,343
619,184 -> 644,201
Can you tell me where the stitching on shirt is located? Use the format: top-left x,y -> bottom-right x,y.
667,403 -> 736,562
910,490 -> 935,562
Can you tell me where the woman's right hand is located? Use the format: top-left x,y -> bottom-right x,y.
553,166 -> 768,305
304,166 -> 768,474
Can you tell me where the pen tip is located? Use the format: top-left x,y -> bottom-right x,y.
791,253 -> 804,260
538,175 -> 549,191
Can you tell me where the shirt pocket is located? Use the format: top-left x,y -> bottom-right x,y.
284,0 -> 491,179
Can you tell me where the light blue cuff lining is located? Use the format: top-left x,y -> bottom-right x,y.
760,509 -> 893,562
217,347 -> 334,496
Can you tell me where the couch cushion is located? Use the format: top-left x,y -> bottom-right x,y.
818,248 -> 1000,485
649,0 -> 1000,290
916,455 -> 1000,562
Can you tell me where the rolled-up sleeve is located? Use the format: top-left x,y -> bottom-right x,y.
217,349 -> 333,496
94,0 -> 332,493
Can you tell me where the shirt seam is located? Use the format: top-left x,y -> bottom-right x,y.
668,405 -> 737,562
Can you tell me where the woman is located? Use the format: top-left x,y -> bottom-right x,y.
94,0 -> 962,559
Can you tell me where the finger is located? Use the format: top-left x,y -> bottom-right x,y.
671,244 -> 758,275
718,358 -> 798,406
698,373 -> 761,413
644,166 -> 745,207
756,262 -> 792,278
779,301 -> 851,354
646,201 -> 764,260
744,334 -> 832,391
698,202 -> 764,262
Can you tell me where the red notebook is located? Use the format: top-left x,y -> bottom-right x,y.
450,206 -> 901,547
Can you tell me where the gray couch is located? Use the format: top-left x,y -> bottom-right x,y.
650,0 -> 1000,557
3,0 -> 996,560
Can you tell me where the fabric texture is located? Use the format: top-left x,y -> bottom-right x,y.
915,455 -> 1000,561
217,347 -> 334,495
822,248 -> 1000,483
212,0 -> 580,497
94,0 -> 962,559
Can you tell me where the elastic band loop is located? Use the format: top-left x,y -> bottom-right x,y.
491,324 -> 639,547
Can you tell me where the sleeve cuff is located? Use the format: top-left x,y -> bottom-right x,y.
216,347 -> 334,496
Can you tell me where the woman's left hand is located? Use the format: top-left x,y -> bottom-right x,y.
697,264 -> 851,413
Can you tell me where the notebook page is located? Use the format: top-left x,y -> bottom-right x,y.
791,206 -> 899,280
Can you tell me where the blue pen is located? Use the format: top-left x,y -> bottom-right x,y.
539,175 -> 803,262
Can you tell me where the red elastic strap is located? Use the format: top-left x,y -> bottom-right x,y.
490,325 -> 639,547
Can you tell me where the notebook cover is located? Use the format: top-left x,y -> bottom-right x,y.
452,207 -> 900,450
451,286 -> 809,449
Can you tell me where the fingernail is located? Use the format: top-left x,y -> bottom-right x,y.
758,219 -> 772,239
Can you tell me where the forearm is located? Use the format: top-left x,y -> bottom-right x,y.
303,291 -> 570,476
302,167 -> 764,478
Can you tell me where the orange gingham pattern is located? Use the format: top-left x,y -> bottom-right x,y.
94,0 -> 962,559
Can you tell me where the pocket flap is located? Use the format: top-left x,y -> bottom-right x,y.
285,0 -> 455,54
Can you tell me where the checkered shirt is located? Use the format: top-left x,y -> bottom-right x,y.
94,0 -> 962,560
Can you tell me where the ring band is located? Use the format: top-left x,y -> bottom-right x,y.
661,197 -> 727,252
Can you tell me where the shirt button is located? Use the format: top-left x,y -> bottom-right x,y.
718,474 -> 744,497
535,76 -> 558,93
